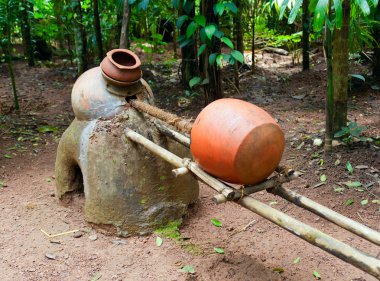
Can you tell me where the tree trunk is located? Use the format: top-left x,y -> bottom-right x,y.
2,36 -> 19,110
53,0 -> 65,50
119,0 -> 131,49
20,0 -> 34,66
201,0 -> 222,104
324,1 -> 334,151
72,0 -> 88,75
234,0 -> 244,56
251,0 -> 257,72
172,7 -> 178,59
302,0 -> 310,71
373,4 -> 380,79
93,0 -> 103,60
180,0 -> 197,89
331,1 -> 350,133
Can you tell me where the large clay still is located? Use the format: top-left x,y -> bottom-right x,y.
55,49 -> 199,236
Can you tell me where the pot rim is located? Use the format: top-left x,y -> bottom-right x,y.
106,49 -> 141,70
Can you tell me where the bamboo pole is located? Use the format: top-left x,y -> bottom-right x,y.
125,129 -> 235,199
270,186 -> 380,247
125,128 -> 380,278
238,196 -> 380,279
153,121 -> 191,148
213,172 -> 301,204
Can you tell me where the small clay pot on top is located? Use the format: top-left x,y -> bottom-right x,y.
100,49 -> 142,83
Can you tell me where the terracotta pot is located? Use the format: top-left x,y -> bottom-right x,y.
100,49 -> 142,82
190,98 -> 285,185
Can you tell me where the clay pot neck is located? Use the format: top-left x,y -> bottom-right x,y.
107,49 -> 141,70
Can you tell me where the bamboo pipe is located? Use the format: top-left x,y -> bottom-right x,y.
130,100 -> 193,133
153,121 -> 191,148
238,196 -> 380,279
125,128 -> 236,199
269,186 -> 380,247
125,128 -> 380,279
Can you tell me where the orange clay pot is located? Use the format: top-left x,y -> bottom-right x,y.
190,98 -> 285,185
100,49 -> 142,83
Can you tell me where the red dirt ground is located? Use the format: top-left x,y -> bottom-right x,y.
0,51 -> 379,281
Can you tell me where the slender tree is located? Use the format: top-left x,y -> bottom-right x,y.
373,4 -> 380,79
179,0 -> 197,89
93,0 -> 103,60
200,0 -> 222,103
331,1 -> 350,134
20,0 -> 34,66
0,0 -> 19,110
301,0 -> 310,71
251,0 -> 257,72
72,0 -> 88,74
234,0 -> 244,56
119,0 -> 131,49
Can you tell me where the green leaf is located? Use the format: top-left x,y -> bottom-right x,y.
279,0 -> 290,19
214,3 -> 225,16
197,44 -> 207,57
186,21 -> 198,38
334,187 -> 345,193
346,161 -> 353,174
179,38 -> 193,48
225,2 -> 238,13
209,53 -> 217,65
90,272 -> 102,281
221,37 -> 234,48
356,0 -> 370,15
320,174 -> 327,182
189,76 -> 202,88
313,271 -> 321,279
293,257 -> 301,264
333,0 -> 343,29
201,78 -> 209,85
372,200 -> 380,204
0,180 -> 4,188
176,15 -> 188,29
214,30 -> 224,39
211,218 -> 222,227
349,74 -> 366,82
216,54 -> 223,67
314,0 -> 329,32
194,15 -> 206,27
38,126 -> 59,133
205,25 -> 216,40
344,181 -> 362,188
156,236 -> 163,247
345,198 -> 354,206
231,50 -> 244,63
288,0 -> 302,24
214,247 -> 225,254
4,154 -> 12,159
182,265 -> 195,273
360,199 -> 368,205
273,268 -> 285,273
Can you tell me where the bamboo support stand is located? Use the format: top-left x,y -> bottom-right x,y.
126,101 -> 380,279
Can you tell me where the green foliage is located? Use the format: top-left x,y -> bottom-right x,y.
334,122 -> 367,143
155,219 -> 182,239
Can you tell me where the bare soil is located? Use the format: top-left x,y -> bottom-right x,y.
0,50 -> 379,281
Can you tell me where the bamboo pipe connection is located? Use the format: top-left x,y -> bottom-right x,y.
130,100 -> 193,133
